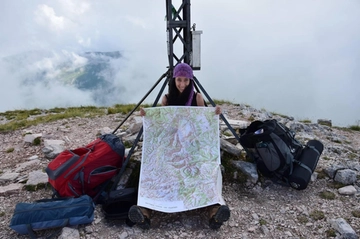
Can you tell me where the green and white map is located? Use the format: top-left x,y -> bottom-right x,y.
138,106 -> 225,213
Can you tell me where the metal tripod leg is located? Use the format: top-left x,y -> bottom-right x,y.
193,76 -> 240,142
110,74 -> 171,190
112,70 -> 169,134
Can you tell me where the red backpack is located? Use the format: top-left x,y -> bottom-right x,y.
46,134 -> 125,199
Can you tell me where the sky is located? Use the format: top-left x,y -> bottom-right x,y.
0,0 -> 359,127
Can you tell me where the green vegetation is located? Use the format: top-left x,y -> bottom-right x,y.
352,210 -> 360,218
332,139 -> 342,144
6,148 -> 14,153
0,108 -> 43,120
309,210 -> 325,220
208,99 -> 232,105
259,218 -> 267,225
297,215 -> 309,224
248,115 -> 255,121
0,211 -> 5,217
0,104 -> 153,133
33,137 -> 41,146
328,181 -> 346,189
348,125 -> 360,131
322,156 -> 330,161
299,119 -> 312,124
270,111 -> 289,118
0,106 -> 105,132
24,183 -> 47,192
107,104 -> 151,115
315,169 -> 328,179
325,229 -> 336,237
319,190 -> 336,200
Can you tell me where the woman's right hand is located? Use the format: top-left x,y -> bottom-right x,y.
140,108 -> 146,116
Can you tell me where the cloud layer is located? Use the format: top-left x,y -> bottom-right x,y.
1,0 -> 359,126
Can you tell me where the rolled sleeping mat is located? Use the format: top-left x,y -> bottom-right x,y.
288,140 -> 324,190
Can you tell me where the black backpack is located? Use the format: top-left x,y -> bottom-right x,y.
240,119 -> 323,190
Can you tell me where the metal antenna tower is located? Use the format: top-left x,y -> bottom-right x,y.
166,0 -> 202,72
111,1 -> 240,180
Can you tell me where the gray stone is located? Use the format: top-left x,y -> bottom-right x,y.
58,227 -> 80,239
26,170 -> 48,185
324,163 -> 347,179
338,185 -> 357,195
99,127 -> 113,135
346,161 -> 360,172
220,119 -> 249,130
116,168 -> 133,190
231,160 -> 258,184
127,121 -> 142,135
310,172 -> 318,182
334,169 -> 357,185
0,172 -> 20,182
118,231 -> 128,239
42,139 -> 65,159
317,119 -> 332,127
330,218 -> 358,239
28,155 -> 39,161
123,134 -> 139,145
24,133 -> 42,143
0,183 -> 23,196
15,159 -> 41,173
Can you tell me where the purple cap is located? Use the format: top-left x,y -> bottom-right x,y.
173,63 -> 193,79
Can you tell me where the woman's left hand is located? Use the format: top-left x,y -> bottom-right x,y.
215,105 -> 221,115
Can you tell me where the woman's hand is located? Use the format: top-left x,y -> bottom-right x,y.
140,108 -> 146,116
215,105 -> 221,115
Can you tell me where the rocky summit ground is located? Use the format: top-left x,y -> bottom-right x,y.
0,103 -> 359,239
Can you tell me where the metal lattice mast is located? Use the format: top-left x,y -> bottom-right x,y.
166,0 -> 192,73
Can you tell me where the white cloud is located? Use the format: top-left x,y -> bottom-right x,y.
0,0 -> 359,126
34,4 -> 66,31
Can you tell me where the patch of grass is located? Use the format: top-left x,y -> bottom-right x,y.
348,125 -> 360,131
0,106 -> 107,132
0,109 -> 40,120
348,153 -> 358,160
259,219 -> 267,225
6,148 -> 14,153
325,229 -> 336,237
309,210 -> 325,220
47,107 -> 66,113
297,215 -> 309,224
123,141 -> 132,148
23,183 -> 47,191
107,104 -> 151,115
0,211 -> 5,217
33,137 -> 41,146
248,115 -> 255,121
352,210 -> 360,218
271,112 -> 289,118
209,99 -> 232,105
315,169 -> 328,179
332,139 -> 342,144
328,181 -> 346,189
322,156 -> 330,161
299,119 -> 312,124
319,190 -> 336,200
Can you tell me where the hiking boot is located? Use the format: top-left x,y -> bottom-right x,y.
208,205 -> 230,230
128,205 -> 151,230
